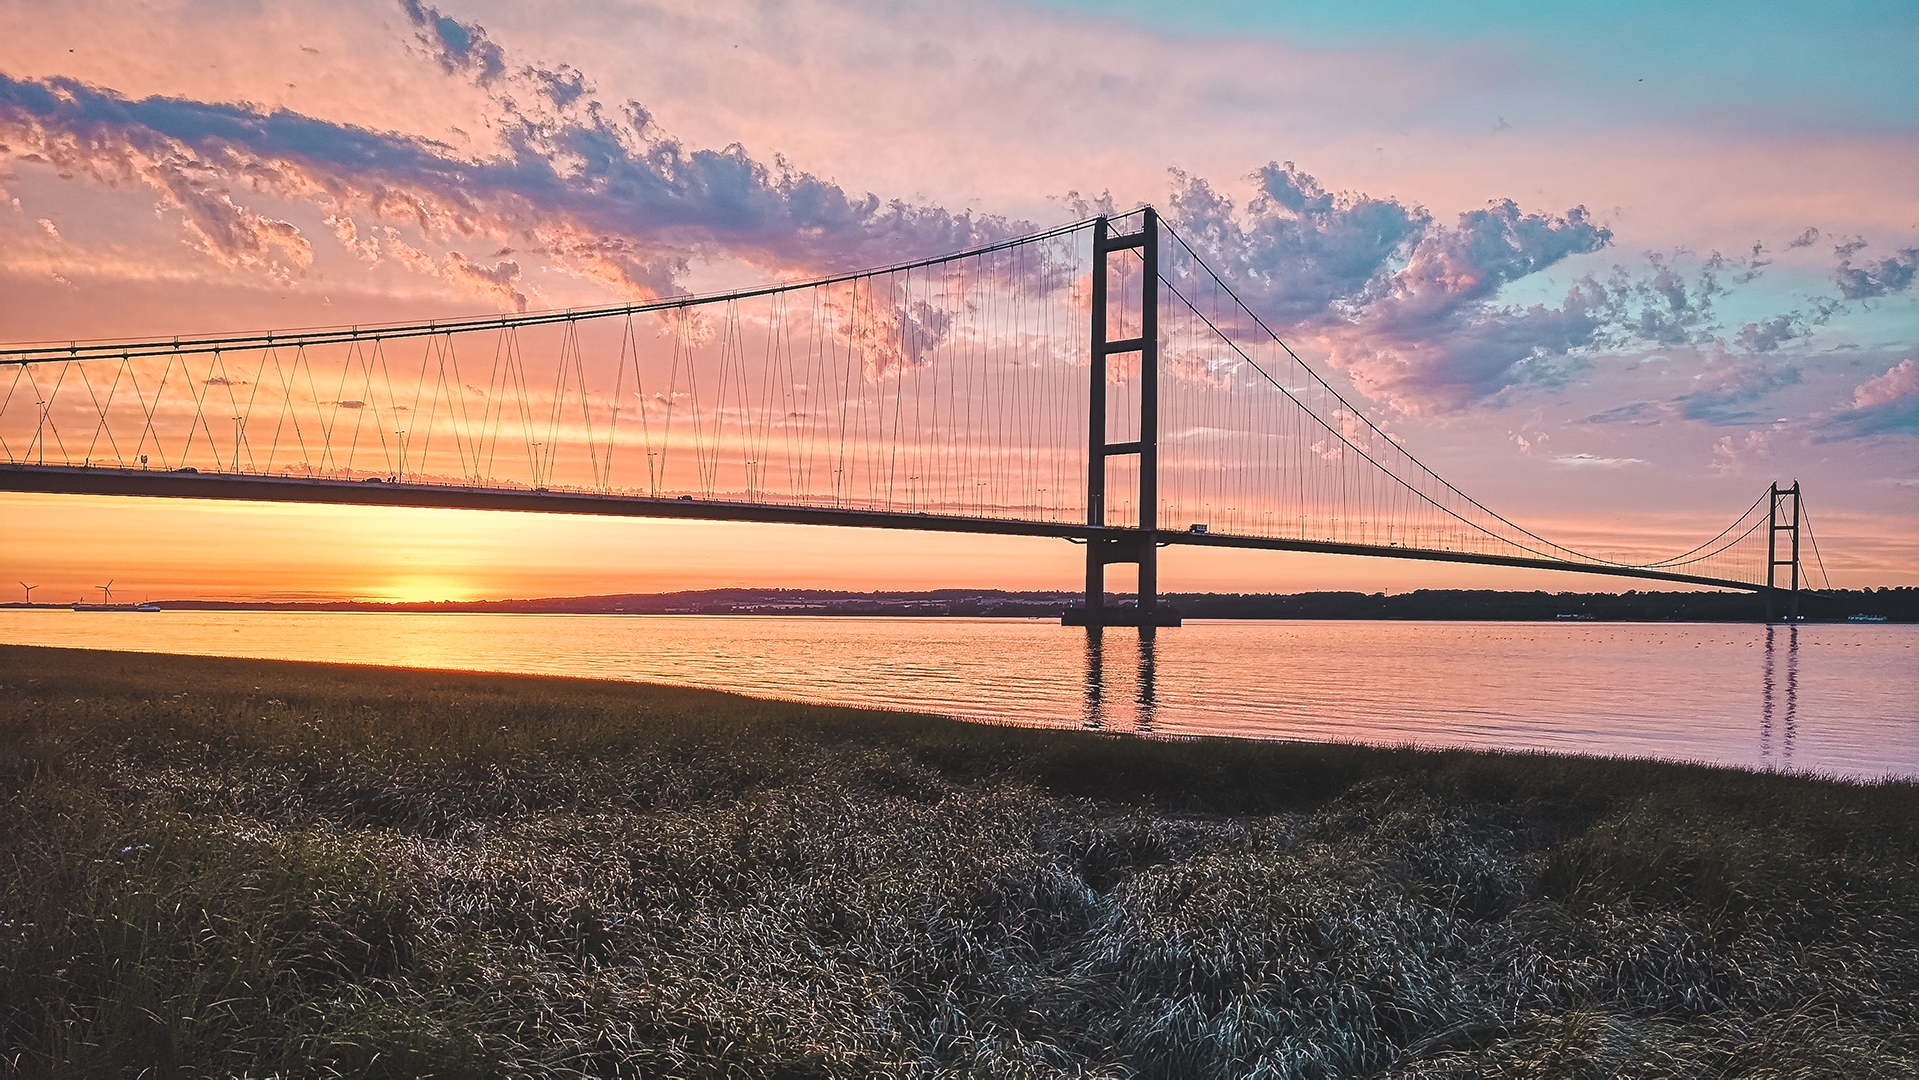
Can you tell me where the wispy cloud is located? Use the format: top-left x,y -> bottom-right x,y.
1705,358 -> 1918,471
0,3 -> 1027,305
1674,355 -> 1803,424
1551,453 -> 1644,468
1579,401 -> 1660,425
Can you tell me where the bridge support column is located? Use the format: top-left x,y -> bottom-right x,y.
1765,480 -> 1801,623
1084,535 -> 1106,631
1075,209 -> 1169,635
1137,532 -> 1158,640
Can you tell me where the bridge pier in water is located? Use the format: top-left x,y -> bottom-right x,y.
1065,533 -> 1179,630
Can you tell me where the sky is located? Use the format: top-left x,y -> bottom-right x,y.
1,0 -> 1915,602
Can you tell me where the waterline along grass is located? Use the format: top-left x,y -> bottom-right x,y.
1,644 -> 1914,1078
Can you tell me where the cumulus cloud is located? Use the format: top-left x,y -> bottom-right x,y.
1854,358 -> 1919,409
1160,163 -> 1612,413
1818,358 -> 1919,438
0,78 -> 318,276
1730,295 -> 1843,355
1166,162 -> 1907,425
0,9 -> 1631,417
403,0 -> 506,85
443,250 -> 527,311
1161,163 -> 1430,325
1709,430 -> 1774,474
1156,161 -> 1865,417
1595,252 -> 1729,348
1730,358 -> 1919,446
1835,243 -> 1918,301
1508,427 -> 1548,453
1734,314 -> 1803,354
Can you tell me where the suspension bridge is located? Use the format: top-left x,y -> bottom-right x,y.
1,208 -> 1827,633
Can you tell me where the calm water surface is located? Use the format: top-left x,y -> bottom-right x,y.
3,612 -> 1913,780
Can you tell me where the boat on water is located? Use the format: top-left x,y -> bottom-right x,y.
71,578 -> 159,611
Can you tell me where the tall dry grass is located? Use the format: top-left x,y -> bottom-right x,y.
2,644 -> 1914,1078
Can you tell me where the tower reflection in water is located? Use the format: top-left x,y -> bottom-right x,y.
1081,632 -> 1159,733
1761,624 -> 1799,768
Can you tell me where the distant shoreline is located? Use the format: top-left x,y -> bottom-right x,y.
2,585 -> 1914,621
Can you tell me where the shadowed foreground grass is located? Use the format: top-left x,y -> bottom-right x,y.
1,644 -> 1915,1078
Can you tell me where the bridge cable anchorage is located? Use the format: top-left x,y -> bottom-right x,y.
0,205 -> 1792,601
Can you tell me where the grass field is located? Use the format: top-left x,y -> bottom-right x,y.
2,643 -> 1915,1078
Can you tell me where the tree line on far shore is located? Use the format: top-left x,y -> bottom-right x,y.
39,585 -> 1913,622
1160,586 -> 1918,622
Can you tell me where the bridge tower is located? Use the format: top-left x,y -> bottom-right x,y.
1765,480 -> 1802,622
1077,209 -> 1172,635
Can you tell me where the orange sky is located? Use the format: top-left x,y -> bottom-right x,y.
2,0 -> 1914,602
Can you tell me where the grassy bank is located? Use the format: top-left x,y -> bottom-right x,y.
2,644 -> 1915,1078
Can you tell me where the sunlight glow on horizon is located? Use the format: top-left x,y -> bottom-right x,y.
4,492 -> 1911,604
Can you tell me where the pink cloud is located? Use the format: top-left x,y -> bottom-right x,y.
1854,359 -> 1919,409
1167,168 -> 1612,414
0,1 -> 1031,310
1709,430 -> 1774,475
443,250 -> 527,311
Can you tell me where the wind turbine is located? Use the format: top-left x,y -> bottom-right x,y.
18,582 -> 35,605
96,580 -> 114,606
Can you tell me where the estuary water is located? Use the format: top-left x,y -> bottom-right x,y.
2,611 -> 1914,780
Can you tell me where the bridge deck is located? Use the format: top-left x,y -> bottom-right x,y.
1,464 -> 1760,593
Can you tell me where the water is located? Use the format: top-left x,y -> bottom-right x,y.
3,611 -> 1914,780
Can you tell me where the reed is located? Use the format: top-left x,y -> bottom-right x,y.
2,644 -> 1914,1078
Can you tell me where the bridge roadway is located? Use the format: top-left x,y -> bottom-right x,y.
1,463 -> 1760,593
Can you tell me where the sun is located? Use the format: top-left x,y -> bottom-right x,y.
367,577 -> 487,604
